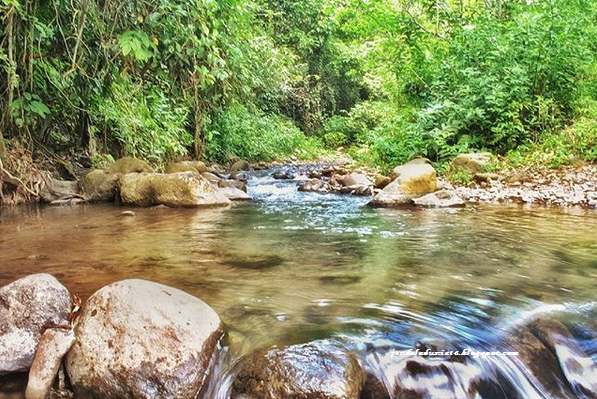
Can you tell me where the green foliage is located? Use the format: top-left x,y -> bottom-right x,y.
95,77 -> 192,160
205,105 -> 323,162
118,30 -> 154,62
11,93 -> 50,128
1,0 -> 597,170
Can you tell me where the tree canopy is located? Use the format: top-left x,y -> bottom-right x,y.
1,0 -> 596,168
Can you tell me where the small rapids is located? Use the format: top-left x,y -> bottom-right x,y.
1,166 -> 597,398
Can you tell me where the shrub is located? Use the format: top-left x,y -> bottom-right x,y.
204,104 -> 323,162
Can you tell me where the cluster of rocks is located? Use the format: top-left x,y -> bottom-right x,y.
451,163 -> 597,208
40,157 -> 252,208
2,274 -> 596,399
297,159 -> 464,208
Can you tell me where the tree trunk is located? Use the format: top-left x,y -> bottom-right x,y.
0,129 -> 6,164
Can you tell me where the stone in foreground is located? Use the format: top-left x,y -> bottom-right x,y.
66,279 -> 223,399
0,274 -> 72,374
231,341 -> 363,399
26,328 -> 76,399
119,172 -> 231,207
369,162 -> 437,207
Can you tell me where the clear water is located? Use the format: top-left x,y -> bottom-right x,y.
1,170 -> 597,397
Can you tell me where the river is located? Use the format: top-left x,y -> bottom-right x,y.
1,169 -> 596,397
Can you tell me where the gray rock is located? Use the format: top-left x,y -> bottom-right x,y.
218,187 -> 251,201
231,342 -> 363,399
25,328 -> 76,399
119,172 -> 231,207
0,274 -> 72,375
66,279 -> 224,399
298,178 -> 328,193
413,190 -> 465,208
79,170 -> 120,202
338,172 -> 372,188
39,175 -> 80,203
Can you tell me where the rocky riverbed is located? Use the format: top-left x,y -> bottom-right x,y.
15,152 -> 595,210
1,274 -> 597,399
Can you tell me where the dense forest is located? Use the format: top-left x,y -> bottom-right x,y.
1,0 -> 596,171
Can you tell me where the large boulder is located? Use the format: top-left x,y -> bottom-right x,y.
452,153 -> 492,174
66,279 -> 224,399
165,161 -> 207,174
230,160 -> 250,173
0,274 -> 72,375
231,342 -> 363,399
107,157 -> 154,175
119,172 -> 231,207
79,170 -> 120,202
369,163 -> 437,207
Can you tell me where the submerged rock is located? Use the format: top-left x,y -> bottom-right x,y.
529,318 -> 597,398
369,162 -> 437,207
107,157 -> 153,174
372,349 -> 512,399
119,172 -> 230,207
66,279 -> 223,399
413,190 -> 465,208
452,153 -> 492,174
0,274 -> 72,374
26,328 -> 76,399
79,170 -> 120,202
231,342 -> 363,399
165,161 -> 207,174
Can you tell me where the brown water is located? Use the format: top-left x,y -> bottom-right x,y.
1,171 -> 597,396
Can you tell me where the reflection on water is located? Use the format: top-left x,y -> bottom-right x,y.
1,172 -> 597,396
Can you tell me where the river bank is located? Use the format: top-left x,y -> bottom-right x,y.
1,143 -> 596,210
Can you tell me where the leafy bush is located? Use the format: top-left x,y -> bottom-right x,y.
94,77 -> 192,160
204,105 -> 323,162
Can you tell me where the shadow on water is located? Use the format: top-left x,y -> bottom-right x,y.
1,169 -> 597,397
